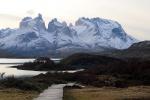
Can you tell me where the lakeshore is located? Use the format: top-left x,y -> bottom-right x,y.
1,53 -> 150,100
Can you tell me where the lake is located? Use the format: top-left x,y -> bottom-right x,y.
0,58 -> 60,77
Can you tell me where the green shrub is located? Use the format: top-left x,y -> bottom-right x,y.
0,76 -> 47,91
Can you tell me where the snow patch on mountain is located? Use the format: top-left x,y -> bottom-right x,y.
0,14 -> 137,57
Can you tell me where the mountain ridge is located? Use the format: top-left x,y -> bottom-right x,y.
0,14 -> 137,57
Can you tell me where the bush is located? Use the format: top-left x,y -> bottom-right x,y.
0,76 -> 47,91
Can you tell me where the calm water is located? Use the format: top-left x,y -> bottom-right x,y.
0,58 -> 60,77
0,64 -> 47,77
0,58 -> 60,64
0,58 -> 83,78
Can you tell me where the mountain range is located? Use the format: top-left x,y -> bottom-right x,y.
0,14 -> 137,57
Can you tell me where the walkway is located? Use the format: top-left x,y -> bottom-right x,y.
33,83 -> 74,100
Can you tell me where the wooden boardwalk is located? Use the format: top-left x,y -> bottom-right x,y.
33,83 -> 74,100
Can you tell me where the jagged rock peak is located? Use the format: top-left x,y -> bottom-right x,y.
19,14 -> 46,31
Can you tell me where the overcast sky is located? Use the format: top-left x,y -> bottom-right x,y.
0,0 -> 149,40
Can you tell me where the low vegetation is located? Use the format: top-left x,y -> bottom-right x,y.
60,53 -> 150,86
12,53 -> 150,88
5,53 -> 150,100
0,88 -> 38,100
64,86 -> 150,100
0,76 -> 51,92
14,57 -> 74,71
13,57 -> 56,71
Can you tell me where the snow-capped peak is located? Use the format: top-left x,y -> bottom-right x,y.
20,13 -> 46,31
48,18 -> 69,31
0,14 -> 137,57
72,17 -> 137,49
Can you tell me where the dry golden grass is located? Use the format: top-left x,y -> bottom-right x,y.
64,86 -> 150,100
0,88 -> 39,100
